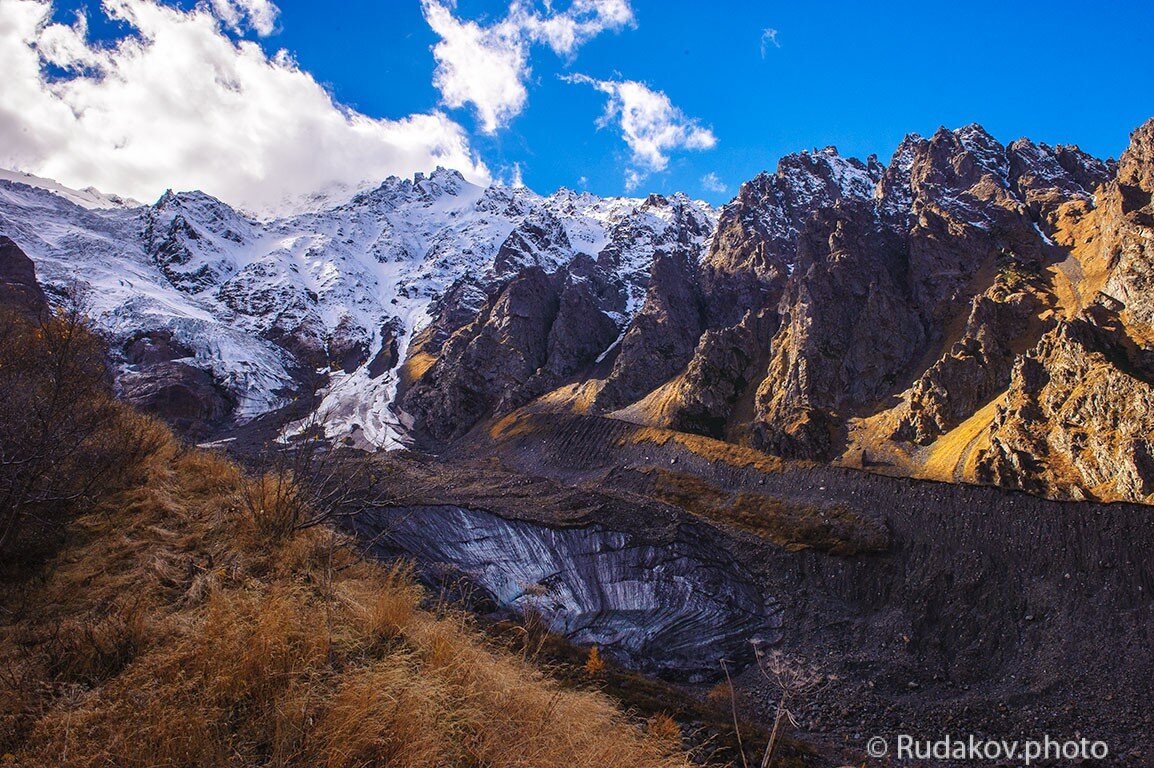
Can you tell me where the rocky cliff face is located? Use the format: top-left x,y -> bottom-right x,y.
894,264 -> 1051,444
973,120 -> 1154,501
555,120 -> 1147,502
398,193 -> 713,442
5,118 -> 1154,503
752,201 -> 924,459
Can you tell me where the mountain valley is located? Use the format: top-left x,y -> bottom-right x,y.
3,117 -> 1154,765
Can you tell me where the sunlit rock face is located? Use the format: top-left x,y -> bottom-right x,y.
353,505 -> 780,681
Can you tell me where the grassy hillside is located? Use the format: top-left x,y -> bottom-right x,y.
0,432 -> 701,767
0,309 -> 697,768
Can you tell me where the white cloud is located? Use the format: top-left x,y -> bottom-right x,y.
421,0 -> 633,134
421,2 -> 529,135
210,0 -> 279,37
0,0 -> 488,215
498,161 -> 525,188
701,172 -> 728,194
623,168 -> 643,192
760,27 -> 779,56
517,0 -> 634,55
564,74 -> 715,187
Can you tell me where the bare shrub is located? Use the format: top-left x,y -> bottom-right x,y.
753,648 -> 830,768
721,648 -> 831,768
0,304 -> 168,562
239,419 -> 388,542
40,602 -> 149,685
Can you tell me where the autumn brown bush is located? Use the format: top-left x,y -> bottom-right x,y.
0,306 -> 167,563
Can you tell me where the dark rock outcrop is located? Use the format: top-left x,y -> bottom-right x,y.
328,316 -> 370,374
123,330 -> 194,365
1007,138 -> 1112,223
145,190 -> 246,294
544,276 -> 620,379
976,309 -> 1154,502
118,360 -> 235,439
895,264 -> 1051,444
593,250 -> 705,412
664,309 -> 775,439
493,209 -> 573,277
367,319 -> 402,378
0,236 -> 48,318
402,268 -> 561,441
401,265 -> 621,442
753,202 -> 924,459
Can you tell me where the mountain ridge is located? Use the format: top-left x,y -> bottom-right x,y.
2,118 -> 1152,503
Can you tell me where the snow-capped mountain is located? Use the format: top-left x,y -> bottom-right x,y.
0,167 -> 716,445
8,119 -> 1148,506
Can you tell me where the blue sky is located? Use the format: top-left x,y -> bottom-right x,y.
264,0 -> 1154,202
22,0 -> 1154,208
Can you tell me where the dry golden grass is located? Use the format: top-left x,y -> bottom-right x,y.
644,469 -> 886,555
918,394 -> 1005,483
0,426 -> 698,768
607,376 -> 687,428
535,380 -> 605,415
620,424 -> 787,474
487,409 -> 545,440
400,349 -> 438,387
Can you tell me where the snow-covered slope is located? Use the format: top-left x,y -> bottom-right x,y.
0,169 -> 142,210
0,168 -> 716,447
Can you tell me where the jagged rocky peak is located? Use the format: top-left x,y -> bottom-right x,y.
150,188 -> 252,237
706,145 -> 878,280
1007,138 -> 1114,222
1115,117 -> 1154,205
11,117 -> 1154,505
345,173 -> 416,208
778,145 -> 880,203
875,132 -> 923,218
906,125 -> 1012,203
878,124 -> 1025,217
591,118 -> 1154,504
345,167 -> 481,213
412,166 -> 470,200
493,207 -> 572,276
476,183 -> 537,217
145,188 -> 255,294
641,192 -> 669,209
952,123 -> 1011,179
